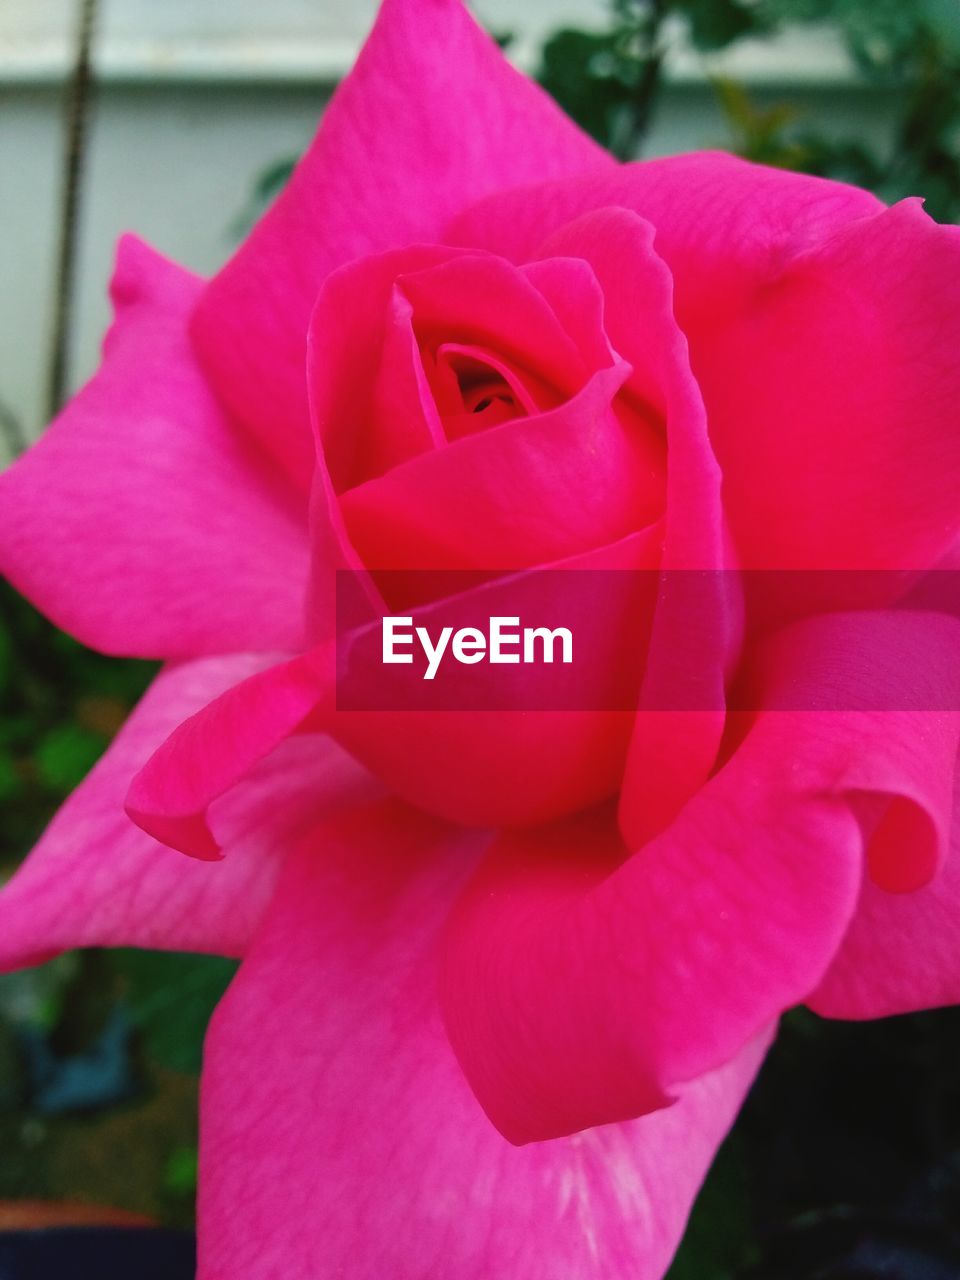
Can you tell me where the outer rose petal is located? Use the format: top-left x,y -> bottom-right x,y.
690,199 -> 960,570
449,152 -> 881,291
0,237 -> 309,660
450,157 -> 960,570
810,748 -> 960,1018
199,799 -> 772,1280
126,646 -> 335,860
192,0 -> 613,485
0,657 -> 374,966
440,612 -> 960,1143
743,611 -> 960,893
534,207 -> 733,845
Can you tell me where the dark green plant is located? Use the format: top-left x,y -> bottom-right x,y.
536,0 -> 960,220
538,0 -> 767,159
0,583 -> 155,865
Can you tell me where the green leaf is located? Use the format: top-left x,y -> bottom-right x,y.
676,0 -> 765,51
920,0 -> 960,54
34,723 -> 107,793
163,1145 -> 199,1197
110,950 -> 239,1075
538,28 -> 628,148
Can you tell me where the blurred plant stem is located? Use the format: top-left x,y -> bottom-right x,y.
0,395 -> 27,460
613,0 -> 670,160
47,0 -> 99,420
537,0 -> 672,159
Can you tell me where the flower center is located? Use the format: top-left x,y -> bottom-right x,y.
429,344 -> 538,440
460,374 -> 519,419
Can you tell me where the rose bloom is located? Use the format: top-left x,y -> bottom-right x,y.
3,0 -> 960,1276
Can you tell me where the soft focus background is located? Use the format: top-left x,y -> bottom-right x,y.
1,1 -> 960,1275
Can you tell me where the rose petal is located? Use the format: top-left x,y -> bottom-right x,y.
338,364 -> 665,573
520,256 -> 613,372
440,611 -> 960,1143
308,246 -> 456,491
395,252 -> 606,397
330,529 -> 661,829
0,657 -> 372,967
126,646 -> 335,860
808,760 -> 960,1017
307,245 -> 620,491
192,0 -> 612,486
690,199 -> 960,570
742,610 -> 960,893
533,206 -> 732,845
448,152 -> 881,290
441,796 -> 857,1145
810,674 -> 960,1019
198,799 -> 772,1280
0,236 -> 309,660
451,157 -> 960,570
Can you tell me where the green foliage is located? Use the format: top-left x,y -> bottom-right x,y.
164,1145 -> 199,1198
675,0 -> 764,51
539,28 -> 644,155
109,950 -> 238,1075
33,722 -> 107,792
0,582 -> 155,864
535,0 -> 774,159
539,1 -> 668,159
758,0 -> 960,219
536,0 -> 960,221
537,0 -> 771,160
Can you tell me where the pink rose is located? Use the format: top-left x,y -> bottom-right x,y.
3,0 -> 960,1276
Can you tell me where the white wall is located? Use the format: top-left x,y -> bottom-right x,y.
0,1 -> 890,458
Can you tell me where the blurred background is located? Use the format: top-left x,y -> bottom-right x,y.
1,1 -> 960,1276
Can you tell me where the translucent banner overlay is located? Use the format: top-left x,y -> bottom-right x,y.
335,569 -> 960,712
